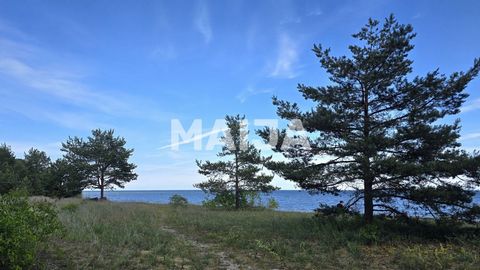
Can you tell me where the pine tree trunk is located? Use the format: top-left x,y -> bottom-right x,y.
100,173 -> 105,200
364,177 -> 374,223
235,183 -> 240,209
234,152 -> 240,210
361,84 -> 374,223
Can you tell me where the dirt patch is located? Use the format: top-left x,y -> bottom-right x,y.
160,226 -> 246,270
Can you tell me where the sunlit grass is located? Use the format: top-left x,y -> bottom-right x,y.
159,205 -> 480,269
44,200 -> 215,269
41,200 -> 480,269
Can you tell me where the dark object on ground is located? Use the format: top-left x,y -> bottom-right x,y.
336,201 -> 344,209
314,203 -> 357,217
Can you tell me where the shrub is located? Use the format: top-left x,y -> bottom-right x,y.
202,191 -> 239,209
358,224 -> 380,244
0,190 -> 61,270
267,197 -> 279,209
202,191 -> 263,210
169,194 -> 188,207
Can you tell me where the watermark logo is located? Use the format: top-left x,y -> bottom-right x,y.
160,118 -> 311,151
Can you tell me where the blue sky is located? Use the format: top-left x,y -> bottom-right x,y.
0,0 -> 479,190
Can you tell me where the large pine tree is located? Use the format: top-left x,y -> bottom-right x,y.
62,129 -> 137,199
195,115 -> 276,209
258,15 -> 480,223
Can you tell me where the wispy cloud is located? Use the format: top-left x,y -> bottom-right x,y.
461,132 -> 480,141
0,19 -> 31,41
269,33 -> 299,79
0,58 -> 126,115
0,21 -> 173,129
236,86 -> 273,103
194,1 -> 212,44
1,101 -> 105,130
280,17 -> 302,25
461,98 -> 480,113
307,9 -> 323,17
0,56 -> 173,126
412,13 -> 423,19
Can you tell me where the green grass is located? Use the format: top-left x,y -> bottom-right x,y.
162,206 -> 480,269
40,200 -> 480,269
43,200 -> 216,269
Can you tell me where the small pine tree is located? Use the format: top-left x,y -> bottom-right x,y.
24,148 -> 51,195
195,115 -> 277,209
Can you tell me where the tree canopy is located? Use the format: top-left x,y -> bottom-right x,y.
0,144 -> 20,194
195,115 -> 276,209
258,15 -> 480,223
0,144 -> 84,197
24,148 -> 51,195
62,129 -> 137,199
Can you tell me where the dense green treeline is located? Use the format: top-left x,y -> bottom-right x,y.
0,129 -> 137,198
0,144 -> 83,197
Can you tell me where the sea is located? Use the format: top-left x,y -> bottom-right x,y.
82,190 -> 480,215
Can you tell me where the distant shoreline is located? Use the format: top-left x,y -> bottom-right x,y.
82,189 -> 349,192
81,190 -> 480,216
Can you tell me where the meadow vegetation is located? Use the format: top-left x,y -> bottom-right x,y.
30,199 -> 480,270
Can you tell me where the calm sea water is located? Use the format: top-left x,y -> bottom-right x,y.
82,190 -> 480,215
